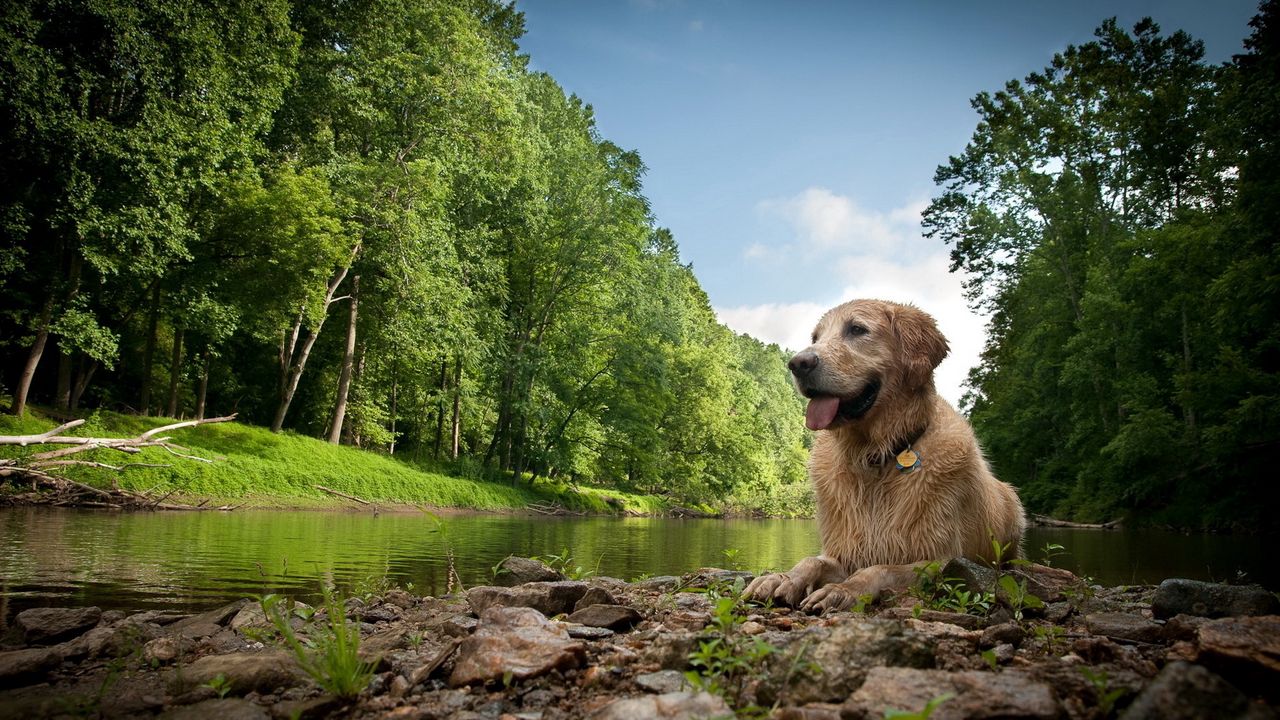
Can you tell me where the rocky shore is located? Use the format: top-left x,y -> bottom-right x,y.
1,558 -> 1277,719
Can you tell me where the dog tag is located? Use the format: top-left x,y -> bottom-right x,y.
896,448 -> 921,473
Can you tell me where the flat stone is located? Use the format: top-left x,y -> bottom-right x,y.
635,576 -> 682,592
14,606 -> 102,645
173,621 -> 224,640
981,622 -> 1025,648
466,581 -> 589,617
492,556 -> 565,586
1197,615 -> 1280,700
1119,661 -> 1271,720
566,624 -> 615,640
575,586 -> 619,611
1153,579 -> 1280,620
1007,563 -> 1085,603
635,670 -> 692,694
171,650 -> 304,695
846,667 -> 1060,719
160,698 -> 270,720
171,599 -> 249,632
590,691 -> 731,719
0,646 -> 62,687
144,636 -> 190,665
941,558 -> 998,595
1085,612 -> 1166,644
448,606 -> 586,686
567,604 -> 643,631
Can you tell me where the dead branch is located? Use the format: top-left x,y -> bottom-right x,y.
0,414 -> 239,511
315,484 -> 371,505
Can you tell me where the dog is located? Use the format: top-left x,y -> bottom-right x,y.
744,299 -> 1025,613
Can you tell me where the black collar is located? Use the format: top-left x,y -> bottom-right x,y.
868,424 -> 929,467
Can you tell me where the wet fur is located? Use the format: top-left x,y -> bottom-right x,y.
745,299 -> 1026,612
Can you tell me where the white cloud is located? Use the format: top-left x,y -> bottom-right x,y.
721,188 -> 986,408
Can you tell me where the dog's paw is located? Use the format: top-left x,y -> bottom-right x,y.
798,581 -> 866,614
743,572 -> 788,604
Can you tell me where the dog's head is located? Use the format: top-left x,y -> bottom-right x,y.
789,299 -> 949,431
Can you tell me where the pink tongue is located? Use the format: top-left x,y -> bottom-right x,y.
805,397 -> 841,431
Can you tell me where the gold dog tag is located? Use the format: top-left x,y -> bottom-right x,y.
896,448 -> 921,473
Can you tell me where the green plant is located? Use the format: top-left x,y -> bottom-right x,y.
997,575 -> 1044,621
685,587 -> 778,717
1038,542 -> 1066,567
884,693 -> 954,719
980,648 -> 999,671
1032,624 -> 1066,654
721,547 -> 743,570
262,590 -> 375,699
531,547 -> 601,580
203,673 -> 233,699
1079,667 -> 1127,716
910,561 -> 994,616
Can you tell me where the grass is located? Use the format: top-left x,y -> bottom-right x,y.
0,408 -> 670,514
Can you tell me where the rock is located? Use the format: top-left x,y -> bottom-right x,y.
160,698 -> 270,720
566,624 -> 615,640
1119,661 -> 1271,720
641,630 -> 699,670
173,621 -> 224,640
434,615 -> 479,637
0,646 -> 62,687
144,635 -> 190,665
635,669 -> 692,694
14,606 -> 102,645
575,586 -> 619,611
170,599 -> 250,632
383,589 -> 415,608
492,556 -> 566,586
1086,612 -> 1166,644
358,604 -> 401,624
759,620 -> 936,705
980,622 -> 1025,648
1197,615 -> 1280,699
845,667 -> 1060,719
83,619 -> 161,659
636,576 -> 682,592
590,691 -> 732,719
1153,579 -> 1280,620
1008,563 -> 1085,603
941,558 -> 998,595
567,604 -> 643,631
448,606 -> 586,686
229,603 -> 270,631
682,568 -> 754,588
172,650 -> 304,695
465,581 -> 590,617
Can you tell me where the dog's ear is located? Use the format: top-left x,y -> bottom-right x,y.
891,305 -> 949,389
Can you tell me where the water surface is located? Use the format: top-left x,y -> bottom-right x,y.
1,507 -> 1273,619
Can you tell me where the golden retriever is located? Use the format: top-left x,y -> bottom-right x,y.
744,299 -> 1025,613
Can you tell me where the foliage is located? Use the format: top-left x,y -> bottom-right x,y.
997,575 -> 1045,622
262,589 -> 374,699
884,693 -> 954,720
0,0 -> 807,516
684,578 -> 778,717
530,548 -> 599,581
1079,667 -> 1128,716
910,561 -> 994,616
922,9 -> 1280,531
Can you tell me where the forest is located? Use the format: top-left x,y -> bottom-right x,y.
2,1 -> 1277,529
925,6 -> 1280,531
0,0 -> 809,514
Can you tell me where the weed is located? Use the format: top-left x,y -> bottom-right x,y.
262,589 -> 375,699
721,547 -> 743,570
1079,667 -> 1127,715
203,673 -> 233,699
1032,624 -> 1066,654
884,693 -> 954,719
997,574 -> 1044,621
684,580 -> 778,717
1038,542 -> 1066,567
910,561 -> 994,616
980,648 -> 999,671
423,510 -> 463,593
532,548 -> 600,580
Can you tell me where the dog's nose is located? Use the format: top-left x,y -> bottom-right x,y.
789,350 -> 819,377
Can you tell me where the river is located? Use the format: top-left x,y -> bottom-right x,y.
1,507 -> 1274,617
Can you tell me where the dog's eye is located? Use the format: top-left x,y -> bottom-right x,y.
811,332 -> 819,344
845,323 -> 868,338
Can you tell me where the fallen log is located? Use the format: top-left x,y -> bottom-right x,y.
315,484 -> 371,505
1030,513 -> 1122,530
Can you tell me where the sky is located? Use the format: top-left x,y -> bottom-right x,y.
515,0 -> 1261,406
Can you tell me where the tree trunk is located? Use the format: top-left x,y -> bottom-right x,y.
388,367 -> 398,455
70,358 -> 98,410
195,347 -> 211,420
327,275 -> 359,444
139,284 -> 161,415
11,295 -> 55,417
450,356 -> 462,460
166,326 -> 184,418
55,345 -> 73,410
272,246 -> 359,433
434,356 -> 447,458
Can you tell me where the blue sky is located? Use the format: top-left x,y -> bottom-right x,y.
515,0 -> 1260,404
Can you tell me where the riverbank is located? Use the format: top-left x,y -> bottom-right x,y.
0,410 -> 673,516
1,558 -> 1276,718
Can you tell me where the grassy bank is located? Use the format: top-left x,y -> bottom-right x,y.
0,409 -> 669,514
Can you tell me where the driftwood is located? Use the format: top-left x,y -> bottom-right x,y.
1030,513 -> 1122,530
668,505 -> 722,519
527,501 -> 587,516
0,414 -> 239,511
315,484 -> 371,505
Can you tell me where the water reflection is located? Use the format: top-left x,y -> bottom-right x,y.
0,507 -> 1273,618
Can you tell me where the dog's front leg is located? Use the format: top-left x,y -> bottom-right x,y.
799,562 -> 925,614
743,555 -> 849,607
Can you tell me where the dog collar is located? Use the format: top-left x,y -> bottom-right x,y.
869,424 -> 928,469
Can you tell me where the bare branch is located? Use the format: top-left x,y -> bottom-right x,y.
0,419 -> 87,446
